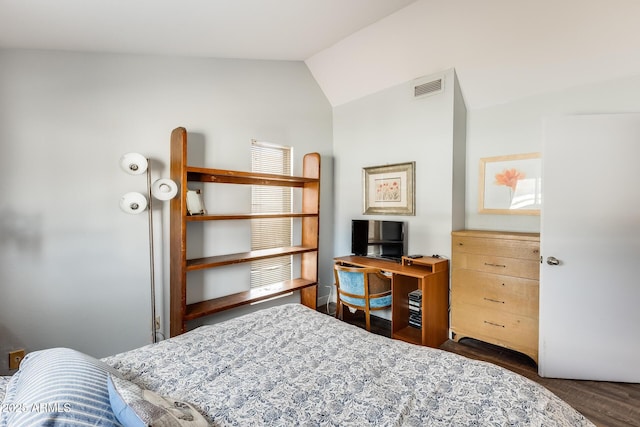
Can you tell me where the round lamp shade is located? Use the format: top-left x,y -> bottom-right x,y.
151,178 -> 178,201
120,152 -> 148,175
120,192 -> 148,214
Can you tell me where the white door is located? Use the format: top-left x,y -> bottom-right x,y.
540,113 -> 640,382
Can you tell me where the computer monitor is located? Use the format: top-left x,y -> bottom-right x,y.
351,219 -> 407,262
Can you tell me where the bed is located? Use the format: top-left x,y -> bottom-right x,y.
0,377 -> 9,405
1,304 -> 594,426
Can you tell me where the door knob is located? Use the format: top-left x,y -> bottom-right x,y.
546,256 -> 560,266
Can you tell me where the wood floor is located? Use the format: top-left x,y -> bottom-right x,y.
318,304 -> 640,427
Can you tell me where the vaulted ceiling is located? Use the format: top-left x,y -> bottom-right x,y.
0,0 -> 416,60
2,0 -> 639,108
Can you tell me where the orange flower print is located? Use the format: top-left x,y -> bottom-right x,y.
375,179 -> 401,202
495,168 -> 525,191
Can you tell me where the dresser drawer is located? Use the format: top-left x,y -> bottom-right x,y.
452,235 -> 540,261
452,252 -> 539,280
451,302 -> 538,358
451,269 -> 538,318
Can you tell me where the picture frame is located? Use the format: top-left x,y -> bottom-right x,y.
363,162 -> 415,215
479,153 -> 541,215
186,189 -> 207,215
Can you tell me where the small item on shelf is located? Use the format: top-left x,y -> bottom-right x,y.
408,289 -> 423,328
186,189 -> 206,215
409,313 -> 422,329
407,254 -> 423,259
409,300 -> 421,313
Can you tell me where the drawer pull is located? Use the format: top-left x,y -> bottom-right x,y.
484,320 -> 505,328
483,297 -> 505,304
484,262 -> 506,268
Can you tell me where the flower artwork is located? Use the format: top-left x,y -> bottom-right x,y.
479,153 -> 541,215
375,178 -> 401,202
363,162 -> 415,215
495,168 -> 525,191
494,168 -> 525,204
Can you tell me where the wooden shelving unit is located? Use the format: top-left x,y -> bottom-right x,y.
396,256 -> 450,348
169,127 -> 320,336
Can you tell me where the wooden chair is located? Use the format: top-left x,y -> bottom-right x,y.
333,264 -> 392,331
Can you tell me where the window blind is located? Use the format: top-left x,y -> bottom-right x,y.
250,141 -> 292,288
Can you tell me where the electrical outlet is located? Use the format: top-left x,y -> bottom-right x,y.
9,349 -> 25,370
155,316 -> 161,330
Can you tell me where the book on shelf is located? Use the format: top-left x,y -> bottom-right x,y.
408,289 -> 422,301
409,312 -> 422,329
408,289 -> 423,328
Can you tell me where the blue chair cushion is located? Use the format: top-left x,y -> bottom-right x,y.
337,270 -> 391,308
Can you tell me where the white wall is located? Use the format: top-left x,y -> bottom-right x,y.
0,49 -> 333,373
332,69 -> 465,321
465,73 -> 640,232
333,68 -> 464,261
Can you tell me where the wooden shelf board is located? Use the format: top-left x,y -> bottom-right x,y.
185,278 -> 317,320
186,167 -> 318,187
186,246 -> 317,271
186,213 -> 318,221
402,256 -> 449,273
393,325 -> 422,345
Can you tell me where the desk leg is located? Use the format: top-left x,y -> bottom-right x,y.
421,271 -> 449,348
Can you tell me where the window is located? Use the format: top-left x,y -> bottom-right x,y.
250,141 -> 292,288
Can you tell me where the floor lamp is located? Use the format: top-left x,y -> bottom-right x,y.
119,153 -> 178,344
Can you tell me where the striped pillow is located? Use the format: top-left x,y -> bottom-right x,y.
0,347 -> 122,426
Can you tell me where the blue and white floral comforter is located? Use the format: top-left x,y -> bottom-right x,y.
0,377 -> 9,403
103,304 -> 593,426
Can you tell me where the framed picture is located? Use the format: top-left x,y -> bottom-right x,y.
363,162 -> 415,215
479,153 -> 541,215
186,189 -> 207,215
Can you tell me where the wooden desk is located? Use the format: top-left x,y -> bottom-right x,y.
334,255 -> 449,348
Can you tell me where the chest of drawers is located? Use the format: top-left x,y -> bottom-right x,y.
451,230 -> 540,363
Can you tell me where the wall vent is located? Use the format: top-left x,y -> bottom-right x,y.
413,77 -> 443,98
